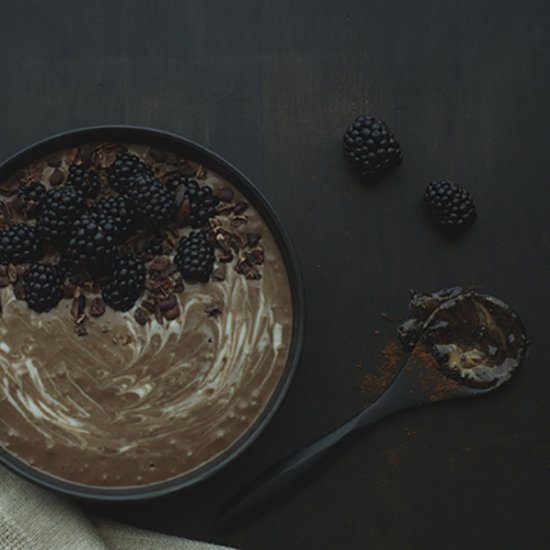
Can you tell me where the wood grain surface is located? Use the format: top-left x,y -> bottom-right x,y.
0,1 -> 548,548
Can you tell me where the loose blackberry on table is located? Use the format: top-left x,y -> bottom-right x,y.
0,223 -> 42,265
18,182 -> 47,218
66,164 -> 100,198
423,180 -> 477,232
102,254 -> 146,311
343,115 -> 403,179
174,231 -> 215,282
36,186 -> 85,243
24,263 -> 63,313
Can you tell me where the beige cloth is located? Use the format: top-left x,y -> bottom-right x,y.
0,467 -> 234,550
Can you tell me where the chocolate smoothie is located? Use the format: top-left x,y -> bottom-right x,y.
0,144 -> 293,487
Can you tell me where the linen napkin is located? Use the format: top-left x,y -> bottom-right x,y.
0,466 -> 234,549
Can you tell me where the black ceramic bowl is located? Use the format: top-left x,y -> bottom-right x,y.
0,126 -> 305,501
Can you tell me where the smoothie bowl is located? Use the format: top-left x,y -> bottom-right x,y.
0,127 -> 304,500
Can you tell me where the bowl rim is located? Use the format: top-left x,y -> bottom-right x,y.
0,125 -> 305,501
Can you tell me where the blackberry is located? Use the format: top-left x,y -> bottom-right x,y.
102,255 -> 145,311
126,172 -> 175,226
343,115 -> 403,179
183,180 -> 219,228
36,186 -> 85,243
107,153 -> 153,194
62,214 -> 119,275
0,223 -> 41,264
174,231 -> 215,282
18,182 -> 47,218
91,196 -> 135,241
424,180 -> 477,231
24,263 -> 63,313
67,164 -> 100,198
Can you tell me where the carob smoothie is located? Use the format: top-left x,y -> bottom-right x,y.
0,143 -> 293,486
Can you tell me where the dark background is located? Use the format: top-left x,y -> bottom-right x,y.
1,1 -> 549,548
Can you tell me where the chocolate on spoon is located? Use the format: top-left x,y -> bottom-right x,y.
215,288 -> 529,532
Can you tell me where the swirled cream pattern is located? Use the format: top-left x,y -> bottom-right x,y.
0,167 -> 293,487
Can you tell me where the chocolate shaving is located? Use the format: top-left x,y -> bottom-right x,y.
163,306 -> 180,320
163,231 -> 178,254
216,202 -> 236,215
81,280 -> 98,294
134,307 -> 150,326
173,278 -> 185,293
91,143 -> 125,169
145,279 -> 164,294
13,279 -> 26,299
76,313 -> 86,325
245,267 -> 261,280
209,217 -> 223,233
212,265 -> 226,281
159,295 -> 177,312
246,232 -> 261,247
215,231 -> 233,254
163,264 -> 178,278
74,324 -> 88,337
64,147 -> 80,167
247,245 -> 265,265
154,303 -> 163,324
46,156 -> 62,168
154,164 -> 180,183
235,256 -> 261,280
219,252 -> 234,263
15,264 -> 30,277
165,153 -> 181,166
179,160 -> 201,176
0,177 -> 22,197
157,276 -> 174,297
127,234 -> 150,257
205,304 -> 223,317
89,297 -> 106,317
174,184 -> 187,207
78,144 -> 95,165
98,171 -> 110,194
71,291 -> 86,321
149,148 -> 168,163
216,187 -> 234,203
231,232 -> 247,251
195,165 -> 207,180
175,198 -> 191,225
149,255 -> 172,272
0,202 -> 13,225
230,214 -> 248,227
49,169 -> 64,187
7,265 -> 18,284
141,300 -> 156,313
11,196 -> 26,216
234,202 -> 249,215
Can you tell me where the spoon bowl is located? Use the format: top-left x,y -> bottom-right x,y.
215,289 -> 529,532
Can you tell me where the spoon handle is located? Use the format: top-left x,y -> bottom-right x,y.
215,389 -> 403,532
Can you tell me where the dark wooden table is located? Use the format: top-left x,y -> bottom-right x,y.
1,1 -> 549,548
